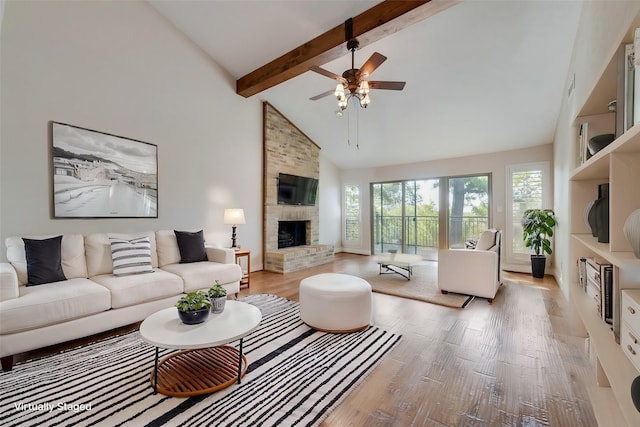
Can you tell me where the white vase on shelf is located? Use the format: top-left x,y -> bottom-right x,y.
624,209 -> 640,258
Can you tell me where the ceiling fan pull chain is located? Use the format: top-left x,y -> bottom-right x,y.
347,103 -> 351,147
356,106 -> 360,150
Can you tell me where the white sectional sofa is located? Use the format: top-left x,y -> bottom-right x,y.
0,230 -> 242,371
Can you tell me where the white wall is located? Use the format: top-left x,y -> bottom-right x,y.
0,0 -> 4,249
0,0 -> 343,270
553,1 -> 640,298
319,153 -> 342,251
340,144 -> 554,260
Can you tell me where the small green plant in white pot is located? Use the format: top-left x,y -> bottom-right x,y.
208,281 -> 227,314
176,291 -> 212,324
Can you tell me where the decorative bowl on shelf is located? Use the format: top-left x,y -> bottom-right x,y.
587,133 -> 615,155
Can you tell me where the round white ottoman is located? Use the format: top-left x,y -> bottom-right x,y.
299,273 -> 372,333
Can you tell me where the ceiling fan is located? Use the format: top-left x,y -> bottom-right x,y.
308,38 -> 406,110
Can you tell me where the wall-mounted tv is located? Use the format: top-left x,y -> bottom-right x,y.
278,173 -> 318,206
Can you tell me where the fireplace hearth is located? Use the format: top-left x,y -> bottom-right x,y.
278,221 -> 307,249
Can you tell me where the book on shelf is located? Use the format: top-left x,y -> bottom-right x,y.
578,257 -> 587,291
583,257 -> 613,322
602,266 -> 613,325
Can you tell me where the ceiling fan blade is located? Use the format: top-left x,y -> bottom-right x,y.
357,52 -> 387,79
309,89 -> 336,101
309,66 -> 344,82
368,81 -> 406,91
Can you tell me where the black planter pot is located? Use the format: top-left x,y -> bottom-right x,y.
178,307 -> 210,324
531,255 -> 546,279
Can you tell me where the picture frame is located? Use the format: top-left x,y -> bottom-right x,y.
51,122 -> 158,218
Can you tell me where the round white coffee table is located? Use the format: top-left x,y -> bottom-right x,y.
139,300 -> 262,397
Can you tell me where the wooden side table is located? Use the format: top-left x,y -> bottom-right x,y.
235,249 -> 250,289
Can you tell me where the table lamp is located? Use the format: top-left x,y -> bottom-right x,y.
223,208 -> 245,248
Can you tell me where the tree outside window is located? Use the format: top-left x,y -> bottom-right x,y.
345,185 -> 360,241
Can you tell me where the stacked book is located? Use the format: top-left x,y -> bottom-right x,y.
579,257 -> 613,324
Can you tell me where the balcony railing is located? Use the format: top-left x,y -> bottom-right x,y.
373,215 -> 488,254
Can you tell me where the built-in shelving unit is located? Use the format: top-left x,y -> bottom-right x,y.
570,18 -> 640,426
571,285 -> 636,426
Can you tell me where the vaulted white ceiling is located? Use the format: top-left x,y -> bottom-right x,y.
150,0 -> 583,169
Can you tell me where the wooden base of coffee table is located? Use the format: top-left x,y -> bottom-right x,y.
151,345 -> 247,397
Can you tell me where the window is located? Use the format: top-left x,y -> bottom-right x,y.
506,162 -> 551,261
344,184 -> 360,241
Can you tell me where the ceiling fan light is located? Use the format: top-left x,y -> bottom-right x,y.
334,83 -> 345,98
358,81 -> 370,95
360,93 -> 370,108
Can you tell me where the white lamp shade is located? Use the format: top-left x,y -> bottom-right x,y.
224,208 -> 246,225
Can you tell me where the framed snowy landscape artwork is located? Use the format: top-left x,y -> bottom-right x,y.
51,122 -> 158,218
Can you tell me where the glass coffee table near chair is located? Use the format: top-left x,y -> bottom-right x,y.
139,300 -> 262,397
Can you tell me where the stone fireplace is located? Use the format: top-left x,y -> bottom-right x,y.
263,102 -> 334,273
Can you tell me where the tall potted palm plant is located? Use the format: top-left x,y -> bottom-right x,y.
521,208 -> 557,278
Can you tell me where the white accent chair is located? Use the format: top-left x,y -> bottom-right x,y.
438,229 -> 502,302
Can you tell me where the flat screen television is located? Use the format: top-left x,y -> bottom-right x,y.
278,173 -> 318,206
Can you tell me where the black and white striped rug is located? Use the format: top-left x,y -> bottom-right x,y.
0,294 -> 401,426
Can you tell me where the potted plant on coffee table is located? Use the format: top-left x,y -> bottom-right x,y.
176,291 -> 212,324
521,208 -> 557,279
208,281 -> 227,314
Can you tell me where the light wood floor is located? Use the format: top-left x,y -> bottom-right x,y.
13,253 -> 598,426
240,253 -> 598,426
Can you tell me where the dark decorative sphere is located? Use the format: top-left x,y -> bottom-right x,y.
588,134 -> 615,155
178,307 -> 210,324
632,376 -> 640,412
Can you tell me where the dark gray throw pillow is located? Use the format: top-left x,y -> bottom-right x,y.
22,235 -> 67,286
174,230 -> 208,263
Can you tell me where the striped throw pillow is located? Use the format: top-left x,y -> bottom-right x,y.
109,237 -> 154,277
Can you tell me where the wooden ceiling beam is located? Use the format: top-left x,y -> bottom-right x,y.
236,0 -> 459,98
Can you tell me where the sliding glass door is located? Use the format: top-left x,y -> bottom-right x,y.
372,179 -> 440,260
405,179 -> 440,258
372,174 -> 490,259
372,182 -> 403,254
448,176 -> 490,249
